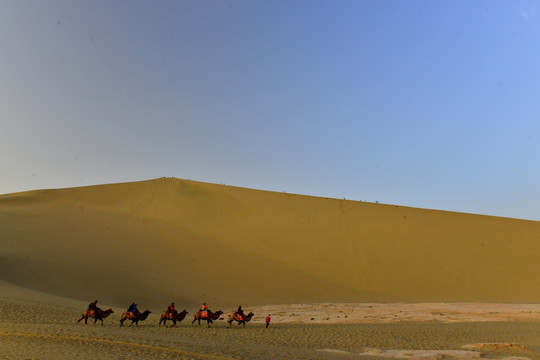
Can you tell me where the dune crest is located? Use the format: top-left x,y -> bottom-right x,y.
1,177 -> 539,307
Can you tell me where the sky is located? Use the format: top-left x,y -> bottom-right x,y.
1,0 -> 539,221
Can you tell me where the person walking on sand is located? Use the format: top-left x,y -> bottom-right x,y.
265,314 -> 271,328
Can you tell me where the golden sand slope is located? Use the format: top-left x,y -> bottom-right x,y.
0,178 -> 539,307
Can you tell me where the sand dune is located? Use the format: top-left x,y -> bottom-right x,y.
1,177 -> 539,308
2,177 -> 540,359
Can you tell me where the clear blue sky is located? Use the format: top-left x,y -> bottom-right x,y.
1,0 -> 539,220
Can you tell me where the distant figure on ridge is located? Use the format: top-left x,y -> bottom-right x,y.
265,314 -> 271,328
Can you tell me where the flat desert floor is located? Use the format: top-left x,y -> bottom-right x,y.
2,294 -> 540,360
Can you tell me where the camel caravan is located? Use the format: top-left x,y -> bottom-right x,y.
78,300 -> 259,328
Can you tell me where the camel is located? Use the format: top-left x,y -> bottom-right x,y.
119,310 -> 151,327
227,312 -> 254,328
159,309 -> 188,327
77,308 -> 114,325
191,309 -> 223,327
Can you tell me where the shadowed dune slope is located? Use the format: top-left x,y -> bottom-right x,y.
0,178 -> 539,308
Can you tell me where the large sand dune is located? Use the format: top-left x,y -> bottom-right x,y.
1,177 -> 539,308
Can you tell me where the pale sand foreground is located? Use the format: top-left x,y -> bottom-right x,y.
2,291 -> 540,360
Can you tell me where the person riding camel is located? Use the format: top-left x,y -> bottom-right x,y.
127,302 -> 139,318
237,305 -> 245,320
167,302 -> 176,316
88,300 -> 99,316
201,302 -> 208,316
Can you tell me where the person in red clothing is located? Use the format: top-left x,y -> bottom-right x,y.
265,314 -> 271,328
87,300 -> 99,317
88,300 -> 98,311
237,305 -> 245,320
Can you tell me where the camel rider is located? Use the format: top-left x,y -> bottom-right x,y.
201,303 -> 208,311
88,300 -> 98,311
88,300 -> 98,316
237,305 -> 245,319
167,302 -> 176,315
128,302 -> 139,317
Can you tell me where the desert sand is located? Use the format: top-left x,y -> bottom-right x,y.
1,287 -> 540,359
1,178 -> 540,358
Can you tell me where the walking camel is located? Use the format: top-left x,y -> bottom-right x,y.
191,309 -> 224,327
120,310 -> 152,327
77,308 -> 114,326
159,309 -> 188,327
227,312 -> 254,327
